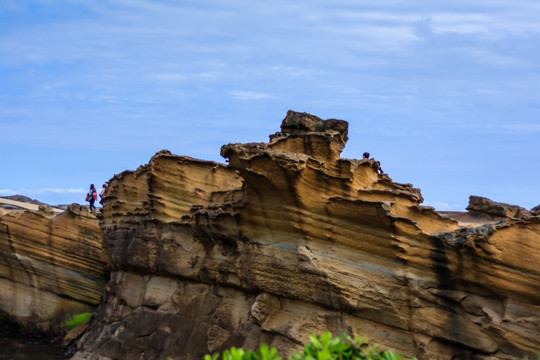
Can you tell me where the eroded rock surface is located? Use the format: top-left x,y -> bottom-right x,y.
467,195 -> 533,220
74,111 -> 540,360
0,204 -> 105,331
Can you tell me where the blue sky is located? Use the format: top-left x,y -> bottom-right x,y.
1,0 -> 539,210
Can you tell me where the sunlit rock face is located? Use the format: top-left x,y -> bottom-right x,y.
74,111 -> 540,360
0,204 -> 105,330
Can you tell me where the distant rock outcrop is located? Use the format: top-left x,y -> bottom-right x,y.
0,203 -> 105,332
72,111 -> 540,360
0,194 -> 46,206
467,195 -> 533,220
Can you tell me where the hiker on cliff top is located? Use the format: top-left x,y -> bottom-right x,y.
363,152 -> 384,175
86,184 -> 97,212
99,183 -> 108,206
376,161 -> 384,175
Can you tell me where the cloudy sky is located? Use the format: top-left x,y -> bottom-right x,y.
1,0 -> 539,210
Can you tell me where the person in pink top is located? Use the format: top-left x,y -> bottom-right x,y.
99,183 -> 108,206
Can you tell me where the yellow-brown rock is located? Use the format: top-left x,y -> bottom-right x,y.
73,111 -> 540,360
0,203 -> 105,331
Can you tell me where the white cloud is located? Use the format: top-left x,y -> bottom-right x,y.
503,124 -> 540,133
39,188 -> 86,194
423,201 -> 466,211
0,188 -> 86,196
462,121 -> 540,135
270,66 -> 312,77
148,73 -> 187,83
0,189 -> 17,196
336,10 -> 420,23
230,91 -> 276,100
338,4 -> 540,38
148,72 -> 217,83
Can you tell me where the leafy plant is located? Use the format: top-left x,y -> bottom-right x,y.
205,332 -> 415,360
520,355 -> 540,360
66,312 -> 93,330
290,332 -> 415,360
205,344 -> 281,360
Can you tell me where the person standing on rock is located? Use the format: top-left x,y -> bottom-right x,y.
99,183 -> 108,206
86,184 -> 97,212
363,152 -> 384,174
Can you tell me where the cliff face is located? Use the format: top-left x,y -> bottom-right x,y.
74,111 -> 540,360
0,203 -> 105,330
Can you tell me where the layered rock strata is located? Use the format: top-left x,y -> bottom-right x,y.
0,204 -> 105,331
74,111 -> 540,360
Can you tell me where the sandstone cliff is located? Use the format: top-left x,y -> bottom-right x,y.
74,111 -> 540,360
0,203 -> 105,331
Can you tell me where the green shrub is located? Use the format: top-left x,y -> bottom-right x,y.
520,355 -> 540,360
205,344 -> 281,360
66,312 -> 93,330
291,332 -> 415,360
205,332 -> 416,360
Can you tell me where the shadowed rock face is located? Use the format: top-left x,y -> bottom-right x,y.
0,204 -> 105,331
73,111 -> 540,360
467,195 -> 533,220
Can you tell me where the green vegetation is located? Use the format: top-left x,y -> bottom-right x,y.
66,312 -> 93,330
205,332 -> 416,360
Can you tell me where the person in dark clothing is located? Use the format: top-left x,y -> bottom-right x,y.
363,152 -> 384,174
86,184 -> 97,212
376,161 -> 384,175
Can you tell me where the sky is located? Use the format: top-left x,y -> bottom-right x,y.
1,0 -> 539,211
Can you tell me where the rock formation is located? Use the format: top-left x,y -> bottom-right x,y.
466,195 -> 533,220
73,111 -> 540,360
0,203 -> 105,331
